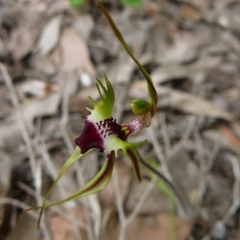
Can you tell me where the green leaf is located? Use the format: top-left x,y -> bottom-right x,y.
69,0 -> 85,8
120,0 -> 143,8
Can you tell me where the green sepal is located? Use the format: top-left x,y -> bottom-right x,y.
38,147 -> 92,227
38,150 -> 115,227
97,1 -> 158,116
44,150 -> 115,207
126,148 -> 142,182
104,135 -> 147,158
87,75 -> 115,123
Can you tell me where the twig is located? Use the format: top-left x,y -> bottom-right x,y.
147,125 -> 192,219
117,176 -> 157,240
169,116 -> 197,159
33,140 -> 66,197
147,126 -> 171,179
0,63 -> 36,185
159,113 -> 172,156
127,177 -> 157,225
34,160 -> 51,240
60,77 -> 75,153
223,154 -> 240,224
112,168 -> 127,240
0,62 -> 51,240
0,197 -> 46,229
193,128 -> 220,213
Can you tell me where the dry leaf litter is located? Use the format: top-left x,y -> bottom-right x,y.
0,0 -> 240,240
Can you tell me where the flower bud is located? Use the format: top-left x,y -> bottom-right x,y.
131,99 -> 151,116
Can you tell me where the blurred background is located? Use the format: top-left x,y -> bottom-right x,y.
0,0 -> 240,239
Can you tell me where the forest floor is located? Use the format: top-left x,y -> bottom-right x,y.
1,0 -> 240,239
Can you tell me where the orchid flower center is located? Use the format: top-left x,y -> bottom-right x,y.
96,117 -> 126,140
75,117 -> 127,154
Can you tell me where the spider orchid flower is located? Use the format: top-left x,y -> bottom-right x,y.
37,2 -> 158,225
39,76 -> 152,213
74,75 -> 150,183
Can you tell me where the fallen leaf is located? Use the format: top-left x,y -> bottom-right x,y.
71,14 -> 95,41
0,92 -> 61,150
158,88 -> 234,121
149,23 -> 211,64
60,28 -> 96,77
21,93 -> 61,133
106,51 -> 135,84
159,34 -> 198,64
151,64 -> 188,84
188,56 -> 222,84
36,15 -> 62,56
8,12 -> 44,61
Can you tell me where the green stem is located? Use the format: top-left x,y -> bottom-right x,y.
97,1 -> 158,116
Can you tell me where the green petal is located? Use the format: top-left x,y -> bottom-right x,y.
39,150 -> 115,210
88,75 -> 115,122
38,147 -> 92,227
104,135 -> 147,157
126,148 -> 142,182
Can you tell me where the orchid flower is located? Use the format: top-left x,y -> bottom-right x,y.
37,2 -> 158,225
